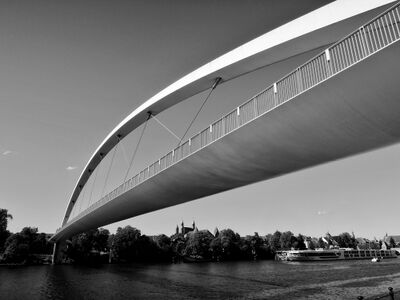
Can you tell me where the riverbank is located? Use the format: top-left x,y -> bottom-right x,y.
0,254 -> 52,266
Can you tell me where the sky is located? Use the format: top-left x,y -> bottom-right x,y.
0,0 -> 399,240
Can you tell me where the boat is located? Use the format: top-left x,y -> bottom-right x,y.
371,257 -> 381,262
275,249 -> 397,261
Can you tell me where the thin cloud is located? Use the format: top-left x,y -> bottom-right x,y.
2,150 -> 13,156
66,166 -> 77,171
317,210 -> 328,216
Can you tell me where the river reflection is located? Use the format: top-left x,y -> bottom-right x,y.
1,259 -> 400,299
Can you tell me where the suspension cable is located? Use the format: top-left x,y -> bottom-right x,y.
88,165 -> 99,207
150,114 -> 181,142
70,195 -> 77,219
120,142 -> 130,165
177,77 -> 221,147
123,113 -> 151,182
78,182 -> 87,214
101,140 -> 119,198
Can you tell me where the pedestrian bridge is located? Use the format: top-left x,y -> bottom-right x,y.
51,1 -> 400,242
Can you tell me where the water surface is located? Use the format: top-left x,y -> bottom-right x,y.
1,258 -> 400,299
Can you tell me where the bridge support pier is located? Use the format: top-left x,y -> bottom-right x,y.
52,240 -> 67,264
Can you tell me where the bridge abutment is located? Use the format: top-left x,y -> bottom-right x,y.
52,240 -> 68,264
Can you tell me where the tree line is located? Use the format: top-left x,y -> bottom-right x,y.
66,226 -> 278,263
0,209 -> 53,264
65,227 -> 382,264
64,226 -> 349,264
0,208 -> 390,265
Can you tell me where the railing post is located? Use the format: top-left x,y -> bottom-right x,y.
296,68 -> 303,93
253,98 -> 258,118
384,14 -> 394,43
325,49 -> 333,77
359,26 -> 370,57
325,48 -> 331,62
273,83 -> 278,106
393,8 -> 400,37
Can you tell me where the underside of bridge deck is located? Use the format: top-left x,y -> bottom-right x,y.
52,38 -> 400,242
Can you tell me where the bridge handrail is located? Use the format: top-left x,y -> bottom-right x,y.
61,1 -> 400,230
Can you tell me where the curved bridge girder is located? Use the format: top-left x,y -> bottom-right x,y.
61,0 -> 396,228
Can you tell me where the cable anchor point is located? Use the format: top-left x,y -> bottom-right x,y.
212,77 -> 222,90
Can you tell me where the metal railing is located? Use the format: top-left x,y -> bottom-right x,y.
61,2 -> 400,231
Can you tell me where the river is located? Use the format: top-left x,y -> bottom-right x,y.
1,258 -> 400,299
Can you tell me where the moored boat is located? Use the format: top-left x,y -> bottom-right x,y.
275,249 -> 397,261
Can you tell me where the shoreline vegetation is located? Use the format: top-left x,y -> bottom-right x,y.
0,208 -> 397,266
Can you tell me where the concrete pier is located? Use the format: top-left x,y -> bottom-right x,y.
52,240 -> 67,264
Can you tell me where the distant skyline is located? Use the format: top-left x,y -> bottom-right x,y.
1,0 -> 399,240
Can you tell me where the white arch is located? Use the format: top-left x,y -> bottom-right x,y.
61,0 -> 395,226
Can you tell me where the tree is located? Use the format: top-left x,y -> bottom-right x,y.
31,233 -> 53,254
66,231 -> 93,262
370,240 -> 380,250
3,233 -> 28,262
219,229 -> 241,260
258,238 -> 274,259
172,238 -> 186,258
2,227 -> 41,263
238,233 -> 264,260
135,235 -> 158,261
0,209 -> 13,252
0,209 -> 12,232
239,236 -> 252,259
293,234 -> 307,250
111,226 -> 142,262
65,228 -> 110,263
184,230 -> 213,259
153,234 -> 172,261
269,231 -> 282,252
248,232 -> 264,260
20,227 -> 38,245
210,236 -> 222,260
389,237 -> 396,248
209,229 -> 242,260
93,228 -> 110,252
279,231 -> 296,250
337,232 -> 357,248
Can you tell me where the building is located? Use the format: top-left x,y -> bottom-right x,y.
171,221 -> 196,241
382,234 -> 400,249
